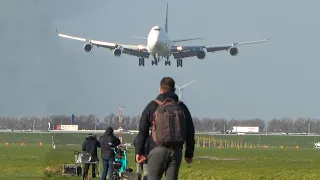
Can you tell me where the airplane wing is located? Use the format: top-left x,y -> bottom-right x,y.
172,37 -> 203,43
171,45 -> 206,59
205,37 -> 271,53
171,37 -> 271,59
56,29 -> 150,58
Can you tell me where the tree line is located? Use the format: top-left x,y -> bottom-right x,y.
0,114 -> 319,133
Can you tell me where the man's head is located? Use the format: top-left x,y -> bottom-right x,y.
105,127 -> 114,135
160,77 -> 175,94
86,133 -> 94,139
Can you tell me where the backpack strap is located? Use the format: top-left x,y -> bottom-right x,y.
162,98 -> 176,104
153,99 -> 162,105
154,99 -> 182,105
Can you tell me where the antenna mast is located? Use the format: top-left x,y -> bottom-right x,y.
118,105 -> 124,143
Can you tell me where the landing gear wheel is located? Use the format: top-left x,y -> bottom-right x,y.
138,57 -> 145,66
151,60 -> 158,66
165,60 -> 171,66
153,54 -> 159,65
176,58 -> 183,67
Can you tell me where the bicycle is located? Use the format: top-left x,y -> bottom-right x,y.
111,145 -> 133,180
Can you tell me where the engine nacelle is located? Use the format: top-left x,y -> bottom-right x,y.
229,47 -> 238,56
113,48 -> 123,57
196,50 -> 206,59
83,43 -> 93,52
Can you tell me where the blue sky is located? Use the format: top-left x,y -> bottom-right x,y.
0,0 -> 319,120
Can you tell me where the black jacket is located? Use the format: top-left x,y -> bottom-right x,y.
134,92 -> 195,158
82,135 -> 101,159
99,127 -> 121,159
133,135 -> 151,163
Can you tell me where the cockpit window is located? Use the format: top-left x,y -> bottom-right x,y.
153,28 -> 160,31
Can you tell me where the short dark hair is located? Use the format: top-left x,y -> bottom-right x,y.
160,77 -> 175,92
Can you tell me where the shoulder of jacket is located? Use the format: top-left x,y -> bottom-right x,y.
149,100 -> 159,106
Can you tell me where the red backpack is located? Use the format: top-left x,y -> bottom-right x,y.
151,98 -> 187,146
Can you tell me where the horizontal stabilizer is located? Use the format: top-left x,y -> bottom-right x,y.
172,37 -> 203,43
132,36 -> 147,40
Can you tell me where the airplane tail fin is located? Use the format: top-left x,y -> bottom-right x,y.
165,2 -> 168,33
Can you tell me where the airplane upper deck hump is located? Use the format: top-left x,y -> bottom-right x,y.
165,2 -> 168,33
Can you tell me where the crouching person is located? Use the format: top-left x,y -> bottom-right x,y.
99,127 -> 121,180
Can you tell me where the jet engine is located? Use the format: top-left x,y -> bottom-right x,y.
228,47 -> 238,56
83,43 -> 93,52
196,50 -> 206,59
113,48 -> 123,57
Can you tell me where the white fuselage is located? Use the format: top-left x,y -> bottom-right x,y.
146,26 -> 173,56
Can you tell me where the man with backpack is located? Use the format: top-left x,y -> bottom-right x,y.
135,77 -> 195,180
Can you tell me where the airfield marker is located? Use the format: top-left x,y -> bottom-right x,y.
118,105 -> 124,143
51,135 -> 56,149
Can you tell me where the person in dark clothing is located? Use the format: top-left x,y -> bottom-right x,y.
82,133 -> 101,180
133,134 -> 151,180
99,127 -> 121,180
135,77 -> 195,180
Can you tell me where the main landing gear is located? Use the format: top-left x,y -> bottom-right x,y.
176,58 -> 183,67
151,60 -> 158,66
138,56 -> 182,67
138,57 -> 145,66
164,56 -> 171,66
151,54 -> 159,66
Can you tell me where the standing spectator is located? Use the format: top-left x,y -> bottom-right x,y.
82,133 -> 101,180
99,127 -> 121,180
135,77 -> 195,180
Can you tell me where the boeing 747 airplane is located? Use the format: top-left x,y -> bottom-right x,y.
57,3 -> 270,67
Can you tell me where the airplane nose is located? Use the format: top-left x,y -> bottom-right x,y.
148,36 -> 160,48
147,30 -> 161,51
155,38 -> 161,47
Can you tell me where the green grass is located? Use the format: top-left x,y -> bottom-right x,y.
2,132 -> 319,148
206,134 -> 320,148
1,133 -> 320,179
0,132 -> 134,145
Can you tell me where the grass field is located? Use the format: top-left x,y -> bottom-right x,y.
2,132 -> 320,148
1,133 -> 320,179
